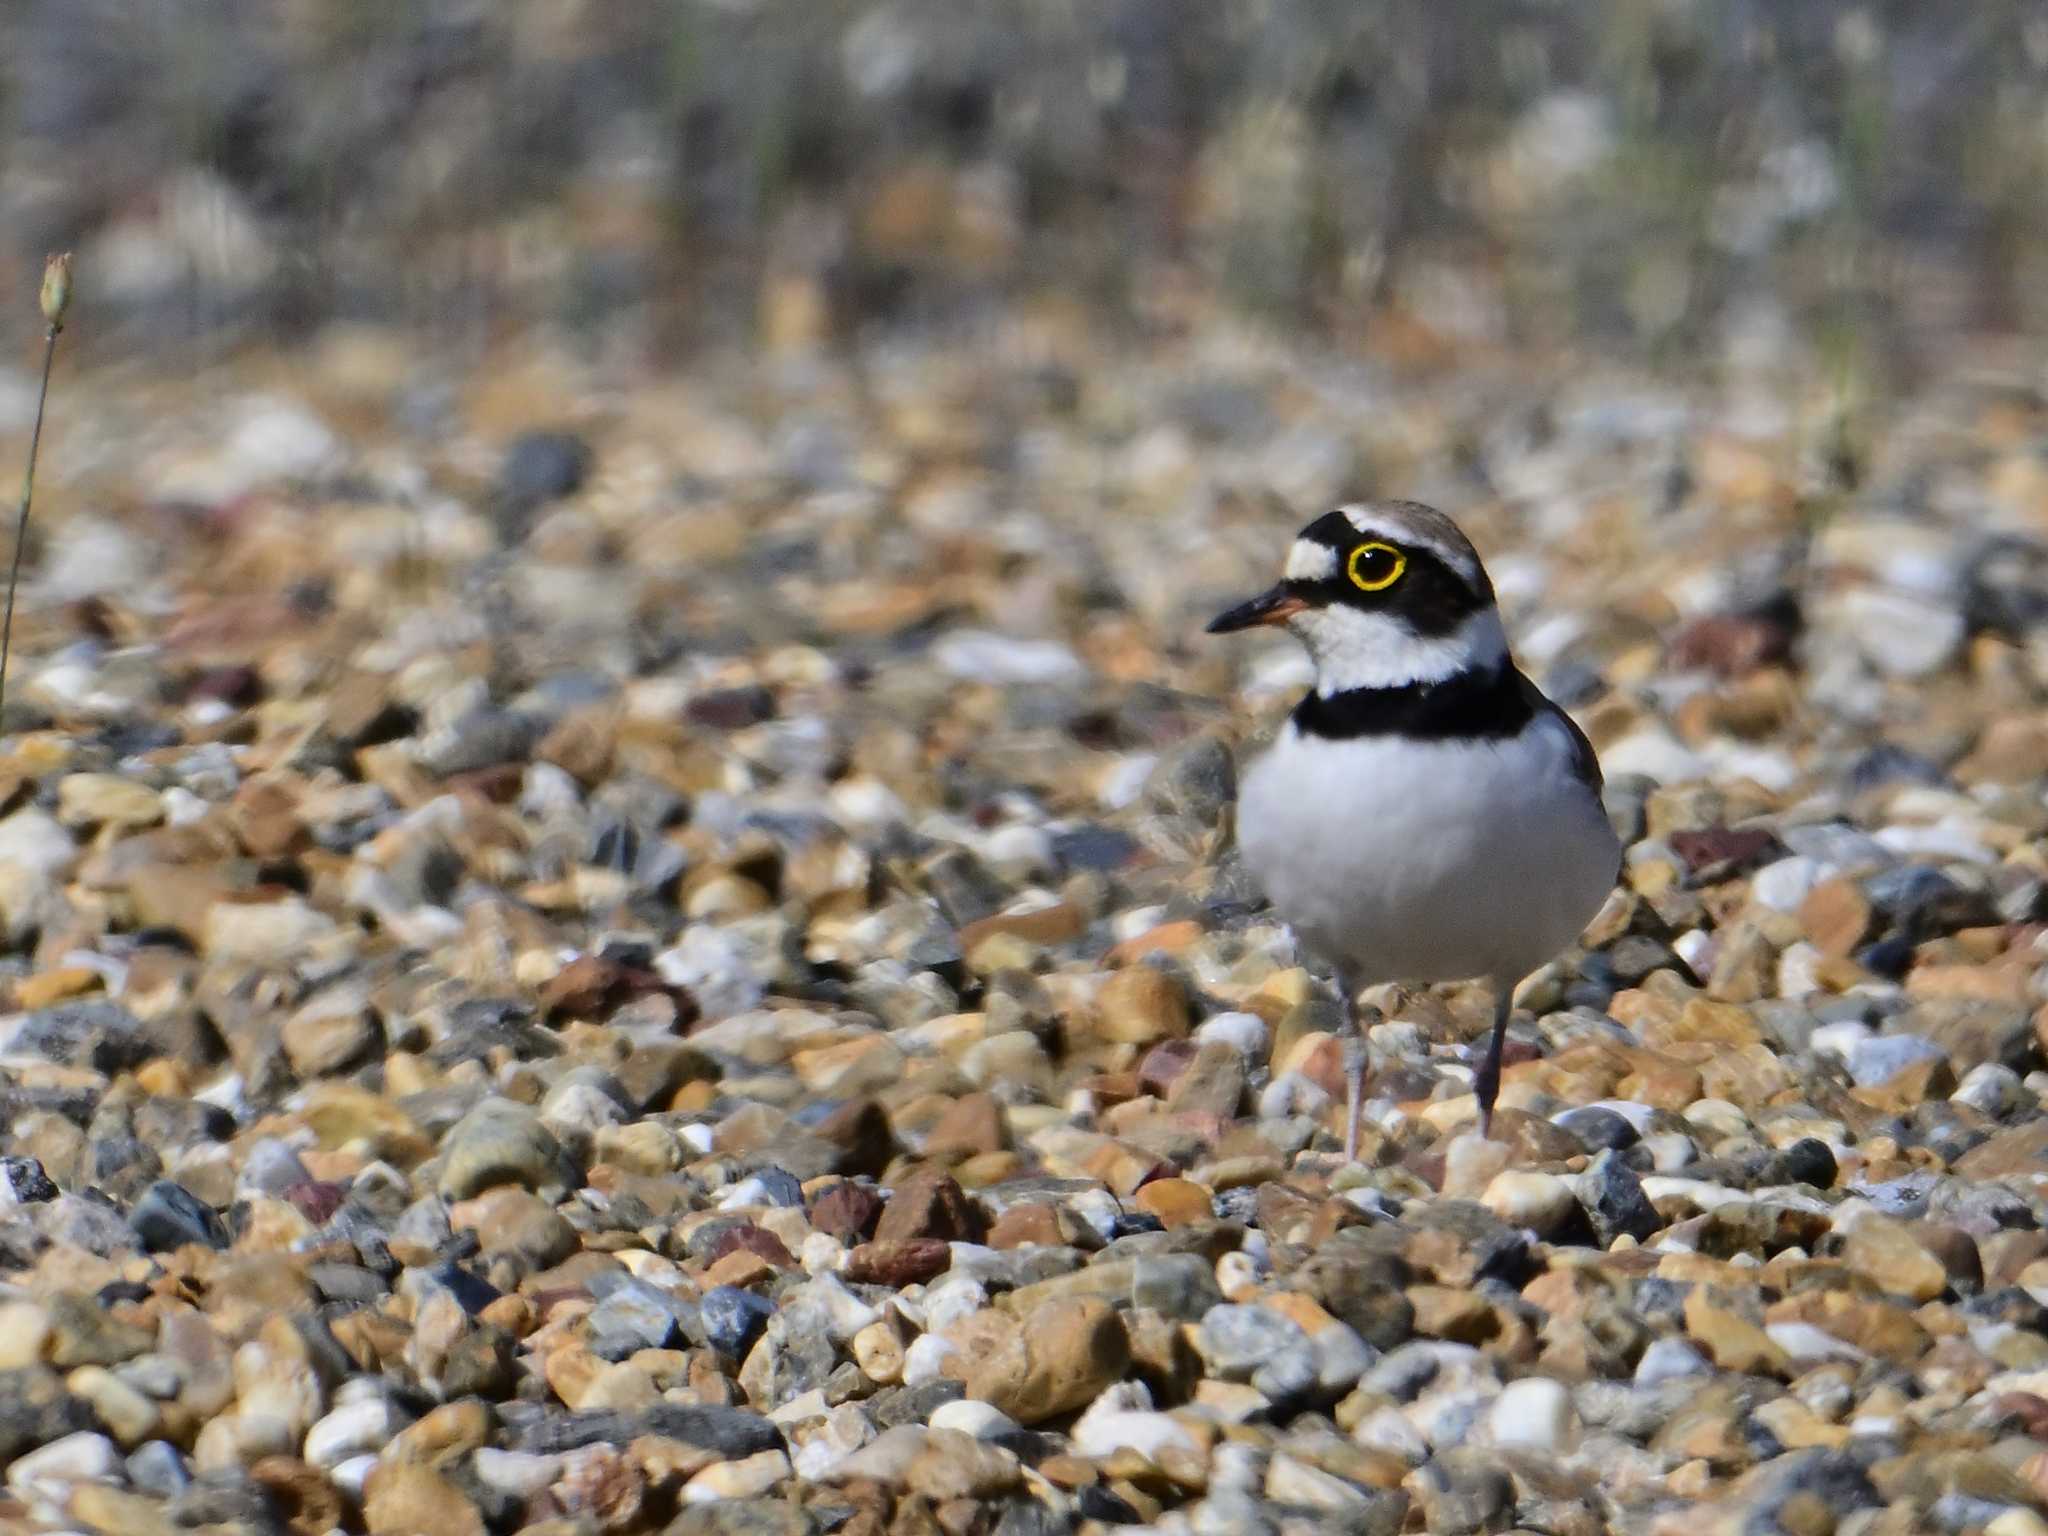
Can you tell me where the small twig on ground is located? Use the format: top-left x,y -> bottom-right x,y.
0,253 -> 73,731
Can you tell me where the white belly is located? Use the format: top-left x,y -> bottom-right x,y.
1237,713 -> 1620,986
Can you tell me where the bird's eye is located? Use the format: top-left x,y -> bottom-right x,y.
1347,541 -> 1406,592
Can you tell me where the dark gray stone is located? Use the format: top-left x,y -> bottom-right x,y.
129,1180 -> 228,1252
500,431 -> 593,513
868,1378 -> 965,1430
0,1367 -> 96,1461
0,1156 -> 57,1202
1578,1149 -> 1661,1246
698,1285 -> 775,1359
1412,1449 -> 1512,1536
13,1001 -> 150,1072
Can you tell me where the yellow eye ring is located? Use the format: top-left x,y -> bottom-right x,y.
1347,541 -> 1406,592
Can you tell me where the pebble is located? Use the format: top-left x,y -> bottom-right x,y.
1488,1376 -> 1577,1452
436,1099 -> 574,1201
0,237 -> 2031,1536
1480,1170 -> 1580,1236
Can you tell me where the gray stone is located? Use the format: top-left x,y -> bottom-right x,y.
1195,1304 -> 1308,1379
11,1001 -> 149,1072
125,1439 -> 190,1496
129,1180 -> 228,1252
1576,1149 -> 1661,1246
1844,1033 -> 1946,1088
1633,1336 -> 1710,1386
0,1368 -> 96,1461
585,1279 -> 683,1361
436,1098 -> 577,1201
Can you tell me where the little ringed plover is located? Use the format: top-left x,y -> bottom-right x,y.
1208,500 -> 1621,1150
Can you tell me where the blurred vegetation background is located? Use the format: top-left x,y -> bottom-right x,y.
2,0 -> 2045,397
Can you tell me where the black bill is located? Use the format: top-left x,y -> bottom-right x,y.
1206,585 -> 1308,633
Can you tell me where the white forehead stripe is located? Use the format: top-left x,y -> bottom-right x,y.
1284,540 -> 1338,581
1338,504 -> 1480,585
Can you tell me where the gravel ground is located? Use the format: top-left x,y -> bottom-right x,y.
0,315 -> 2044,1536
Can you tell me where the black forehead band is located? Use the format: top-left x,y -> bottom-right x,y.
1299,510 -> 1363,551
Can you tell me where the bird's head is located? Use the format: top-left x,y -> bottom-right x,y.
1207,500 -> 1507,693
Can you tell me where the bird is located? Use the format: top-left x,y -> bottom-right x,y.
1207,500 -> 1621,1152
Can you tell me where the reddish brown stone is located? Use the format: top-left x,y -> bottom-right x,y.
1987,1392 -> 2048,1441
844,1239 -> 952,1286
1668,614 -> 1795,678
538,956 -> 682,1024
1136,1039 -> 1198,1099
1668,826 -> 1781,882
874,1168 -> 986,1245
541,956 -> 626,1020
809,1182 -> 886,1241
282,1181 -> 348,1225
705,1224 -> 794,1269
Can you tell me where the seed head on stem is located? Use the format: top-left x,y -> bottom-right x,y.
0,254 -> 75,731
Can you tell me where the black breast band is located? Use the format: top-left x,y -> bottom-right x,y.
1293,663 -> 1537,742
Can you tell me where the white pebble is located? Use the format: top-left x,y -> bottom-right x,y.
928,1399 -> 1020,1439
932,631 -> 1085,685
979,824 -> 1054,874
1749,856 -> 1827,911
1766,1321 -> 1868,1363
918,1276 -> 987,1333
1823,587 -> 1963,679
796,1273 -> 885,1341
1809,1020 -> 1874,1061
1072,1407 -> 1197,1461
1350,1405 -> 1427,1463
1640,1133 -> 1697,1172
1196,1011 -> 1270,1061
901,1333 -> 957,1386
6,1431 -> 119,1501
1954,1062 -> 2023,1116
1776,942 -> 1824,997
1671,928 -> 1714,973
1480,1171 -> 1578,1236
718,1176 -> 772,1210
800,1232 -> 844,1276
1257,1071 -> 1330,1121
332,1453 -> 377,1499
1488,1377 -> 1577,1453
1634,1337 -> 1709,1386
472,1448 -> 563,1498
1682,1099 -> 1751,1139
304,1399 -> 398,1469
